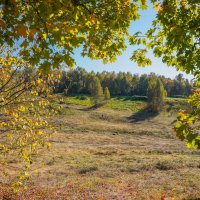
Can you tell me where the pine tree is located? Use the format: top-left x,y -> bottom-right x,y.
104,87 -> 111,100
147,77 -> 167,112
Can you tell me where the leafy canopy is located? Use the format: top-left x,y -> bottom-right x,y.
131,0 -> 200,74
175,88 -> 200,149
0,0 -> 146,71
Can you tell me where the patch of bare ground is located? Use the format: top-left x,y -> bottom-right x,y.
1,103 -> 200,200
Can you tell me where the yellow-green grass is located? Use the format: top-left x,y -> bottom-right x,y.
59,94 -> 188,112
60,95 -> 147,111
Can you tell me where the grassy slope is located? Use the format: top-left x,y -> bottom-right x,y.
1,96 -> 200,200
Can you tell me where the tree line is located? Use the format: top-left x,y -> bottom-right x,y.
54,67 -> 193,98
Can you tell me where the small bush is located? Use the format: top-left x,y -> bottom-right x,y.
76,96 -> 87,100
155,161 -> 174,171
78,166 -> 98,174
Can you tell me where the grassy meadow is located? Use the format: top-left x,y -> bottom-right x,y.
1,95 -> 200,200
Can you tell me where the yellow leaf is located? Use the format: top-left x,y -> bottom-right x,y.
53,27 -> 59,32
110,56 -> 116,63
49,13 -> 54,18
19,106 -> 26,112
103,58 -> 108,64
37,78 -> 42,84
42,33 -> 47,40
153,3 -> 159,11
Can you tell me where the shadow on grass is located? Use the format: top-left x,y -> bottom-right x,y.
128,107 -> 159,122
114,96 -> 147,101
80,103 -> 105,111
187,198 -> 200,200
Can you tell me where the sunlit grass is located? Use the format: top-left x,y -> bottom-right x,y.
61,95 -> 188,112
62,95 -> 147,111
105,97 -> 146,111
63,95 -> 92,107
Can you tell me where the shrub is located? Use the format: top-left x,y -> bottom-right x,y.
147,76 -> 167,112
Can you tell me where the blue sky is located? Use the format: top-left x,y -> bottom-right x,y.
73,2 -> 194,80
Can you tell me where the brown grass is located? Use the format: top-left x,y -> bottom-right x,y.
1,102 -> 200,200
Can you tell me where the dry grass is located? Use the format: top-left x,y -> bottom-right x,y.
1,99 -> 200,200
